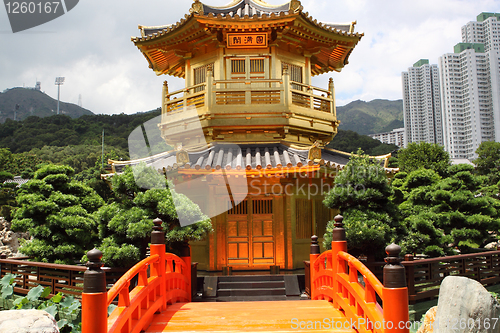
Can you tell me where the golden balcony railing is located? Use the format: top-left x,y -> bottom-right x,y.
161,67 -> 337,122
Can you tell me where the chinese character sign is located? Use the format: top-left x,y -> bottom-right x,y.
227,33 -> 267,48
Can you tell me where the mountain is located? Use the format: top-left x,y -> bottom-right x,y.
0,87 -> 94,123
336,99 -> 403,135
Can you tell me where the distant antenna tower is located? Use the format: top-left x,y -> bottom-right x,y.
78,94 -> 82,107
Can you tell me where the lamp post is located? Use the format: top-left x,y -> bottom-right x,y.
55,77 -> 65,115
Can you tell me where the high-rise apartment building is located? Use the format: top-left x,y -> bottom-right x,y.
368,127 -> 405,147
439,13 -> 500,159
402,59 -> 443,147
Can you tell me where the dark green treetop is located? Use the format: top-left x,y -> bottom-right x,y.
397,142 -> 451,176
323,149 -> 400,259
11,164 -> 104,264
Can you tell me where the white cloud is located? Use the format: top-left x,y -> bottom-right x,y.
1,0 -> 500,113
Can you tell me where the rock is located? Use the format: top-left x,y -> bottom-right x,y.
0,217 -> 29,257
435,276 -> 500,333
485,241 -> 499,250
0,309 -> 59,333
417,306 -> 436,333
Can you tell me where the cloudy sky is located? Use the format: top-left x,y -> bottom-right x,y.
1,0 -> 500,115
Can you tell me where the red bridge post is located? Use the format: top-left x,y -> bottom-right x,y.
383,243 -> 409,333
309,235 -> 320,299
330,214 -> 347,308
82,248 -> 107,333
151,218 -> 167,311
179,240 -> 192,302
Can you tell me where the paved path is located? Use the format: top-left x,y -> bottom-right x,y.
144,300 -> 357,332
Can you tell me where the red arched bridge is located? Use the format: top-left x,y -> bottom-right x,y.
82,216 -> 409,333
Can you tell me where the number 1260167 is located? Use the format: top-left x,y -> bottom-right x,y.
5,2 -> 61,14
438,317 -> 499,330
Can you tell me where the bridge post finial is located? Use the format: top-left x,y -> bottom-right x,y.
151,217 -> 165,244
382,243 -> 409,333
84,248 -> 106,293
383,243 -> 406,288
331,214 -> 345,241
310,235 -> 320,255
82,248 -> 107,333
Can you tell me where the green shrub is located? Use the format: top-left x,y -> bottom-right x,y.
0,273 -> 81,332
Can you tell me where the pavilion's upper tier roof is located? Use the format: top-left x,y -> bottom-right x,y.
140,0 -> 353,36
132,0 -> 362,77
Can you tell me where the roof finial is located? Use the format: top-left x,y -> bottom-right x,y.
190,0 -> 204,15
290,0 -> 302,12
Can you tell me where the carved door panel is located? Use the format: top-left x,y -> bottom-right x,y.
227,201 -> 249,266
227,217 -> 250,265
251,198 -> 274,266
251,218 -> 274,264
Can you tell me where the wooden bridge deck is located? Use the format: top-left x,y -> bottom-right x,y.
144,300 -> 356,333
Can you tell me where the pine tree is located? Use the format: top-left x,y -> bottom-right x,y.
11,164 -> 104,264
397,142 -> 450,177
95,164 -> 213,267
395,164 -> 500,256
322,149 -> 400,259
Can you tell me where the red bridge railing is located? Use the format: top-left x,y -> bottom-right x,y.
310,215 -> 409,333
82,218 -> 191,333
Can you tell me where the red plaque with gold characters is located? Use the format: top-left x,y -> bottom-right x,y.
227,33 -> 267,48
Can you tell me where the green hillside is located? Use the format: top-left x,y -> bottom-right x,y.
0,110 -> 161,154
0,86 -> 400,164
0,87 -> 94,122
336,99 -> 403,135
328,129 -> 397,156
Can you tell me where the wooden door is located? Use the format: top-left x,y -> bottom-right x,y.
226,198 -> 275,268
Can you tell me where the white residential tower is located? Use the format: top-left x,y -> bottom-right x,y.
439,13 -> 500,159
402,59 -> 443,147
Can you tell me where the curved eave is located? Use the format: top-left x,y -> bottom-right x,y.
132,14 -> 202,77
293,12 -> 362,75
133,11 -> 362,45
132,8 -> 363,77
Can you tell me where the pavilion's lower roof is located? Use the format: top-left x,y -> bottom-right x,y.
108,143 -> 396,175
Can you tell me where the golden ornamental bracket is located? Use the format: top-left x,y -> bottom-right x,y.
308,141 -> 322,160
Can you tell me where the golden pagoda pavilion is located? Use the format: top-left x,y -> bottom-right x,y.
109,0 -> 393,271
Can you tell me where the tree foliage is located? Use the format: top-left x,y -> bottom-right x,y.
11,164 -> 104,264
95,164 -> 213,267
0,148 -> 41,178
397,142 -> 451,176
29,145 -> 128,174
0,111 -> 160,154
395,164 -> 500,256
323,149 -> 400,259
475,141 -> 500,186
327,129 -> 397,156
